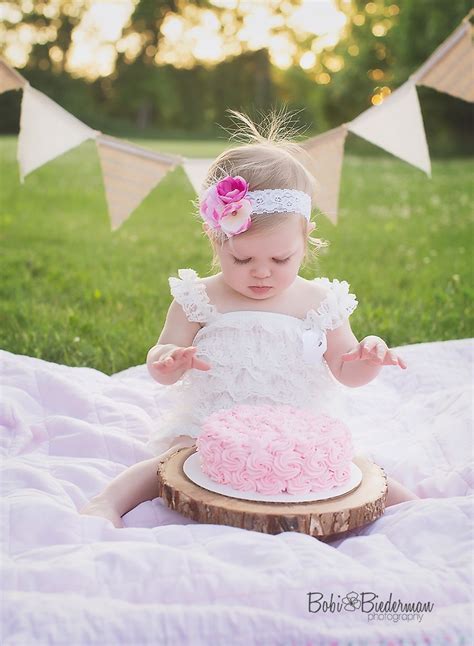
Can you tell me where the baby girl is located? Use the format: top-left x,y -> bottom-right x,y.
81,109 -> 419,528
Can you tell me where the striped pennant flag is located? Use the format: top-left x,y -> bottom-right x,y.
411,16 -> 474,103
0,58 -> 26,94
96,134 -> 182,230
301,125 -> 349,225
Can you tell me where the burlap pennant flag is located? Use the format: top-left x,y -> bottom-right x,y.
18,84 -> 97,182
0,58 -> 26,94
301,125 -> 349,225
411,18 -> 474,103
347,82 -> 431,177
182,158 -> 215,195
96,135 -> 182,230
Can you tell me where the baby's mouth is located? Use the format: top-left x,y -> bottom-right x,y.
249,286 -> 273,292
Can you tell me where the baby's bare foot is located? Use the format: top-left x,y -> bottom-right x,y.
80,496 -> 125,528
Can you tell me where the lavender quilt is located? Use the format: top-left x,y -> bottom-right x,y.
1,339 -> 472,645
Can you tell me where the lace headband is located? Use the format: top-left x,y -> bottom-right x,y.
199,175 -> 312,237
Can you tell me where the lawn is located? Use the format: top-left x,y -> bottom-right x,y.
1,135 -> 472,375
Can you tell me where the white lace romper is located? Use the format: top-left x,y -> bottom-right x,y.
147,268 -> 359,455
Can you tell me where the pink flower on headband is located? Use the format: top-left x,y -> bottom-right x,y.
216,176 -> 248,203
200,175 -> 252,237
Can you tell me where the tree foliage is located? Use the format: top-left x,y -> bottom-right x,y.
0,0 -> 472,154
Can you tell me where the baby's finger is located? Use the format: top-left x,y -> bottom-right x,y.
152,357 -> 174,372
383,351 -> 399,366
192,357 -> 212,371
398,356 -> 408,369
171,348 -> 186,362
375,343 -> 387,360
174,348 -> 196,369
341,354 -> 357,362
365,342 -> 389,365
361,341 -> 377,361
360,345 -> 377,361
181,348 -> 198,368
382,350 -> 398,366
341,346 -> 361,362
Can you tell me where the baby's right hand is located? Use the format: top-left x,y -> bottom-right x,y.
152,346 -> 211,376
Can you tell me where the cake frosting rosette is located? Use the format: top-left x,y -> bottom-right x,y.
196,404 -> 354,495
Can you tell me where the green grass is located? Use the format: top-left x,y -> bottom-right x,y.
1,135 -> 472,375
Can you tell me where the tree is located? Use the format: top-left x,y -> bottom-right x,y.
0,0 -> 471,152
326,0 -> 473,153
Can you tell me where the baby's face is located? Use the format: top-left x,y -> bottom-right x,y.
216,217 -> 311,300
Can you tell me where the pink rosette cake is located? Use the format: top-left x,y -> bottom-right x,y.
195,404 -> 354,495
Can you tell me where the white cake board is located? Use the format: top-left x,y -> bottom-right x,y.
183,453 -> 363,503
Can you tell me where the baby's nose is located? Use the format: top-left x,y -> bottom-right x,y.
252,266 -> 271,278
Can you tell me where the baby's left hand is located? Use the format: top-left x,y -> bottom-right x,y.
341,335 -> 407,369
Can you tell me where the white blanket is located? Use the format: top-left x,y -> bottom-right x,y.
1,339 -> 473,645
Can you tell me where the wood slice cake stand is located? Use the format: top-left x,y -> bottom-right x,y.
156,447 -> 387,541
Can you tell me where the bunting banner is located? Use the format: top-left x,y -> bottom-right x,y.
411,17 -> 474,103
301,125 -> 349,225
3,13 -> 473,228
182,158 -> 215,195
18,84 -> 98,182
96,135 -> 182,230
0,59 -> 26,94
347,82 -> 432,177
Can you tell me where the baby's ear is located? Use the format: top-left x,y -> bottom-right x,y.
307,221 -> 316,235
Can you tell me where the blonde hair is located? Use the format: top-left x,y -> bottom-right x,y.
193,107 -> 329,272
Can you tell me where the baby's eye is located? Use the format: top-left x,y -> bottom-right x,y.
232,257 -> 251,264
273,257 -> 291,264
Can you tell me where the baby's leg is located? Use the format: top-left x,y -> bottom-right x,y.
386,476 -> 419,507
80,435 -> 195,527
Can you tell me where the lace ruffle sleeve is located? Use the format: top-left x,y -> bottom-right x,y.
168,268 -> 218,324
313,277 -> 358,331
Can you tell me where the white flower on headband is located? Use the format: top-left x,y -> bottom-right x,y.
200,176 -> 252,237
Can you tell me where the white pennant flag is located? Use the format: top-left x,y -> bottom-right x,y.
182,158 -> 214,195
18,84 -> 97,182
348,82 -> 431,177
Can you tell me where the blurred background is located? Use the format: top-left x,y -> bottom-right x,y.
1,0 -> 473,374
1,0 -> 472,152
